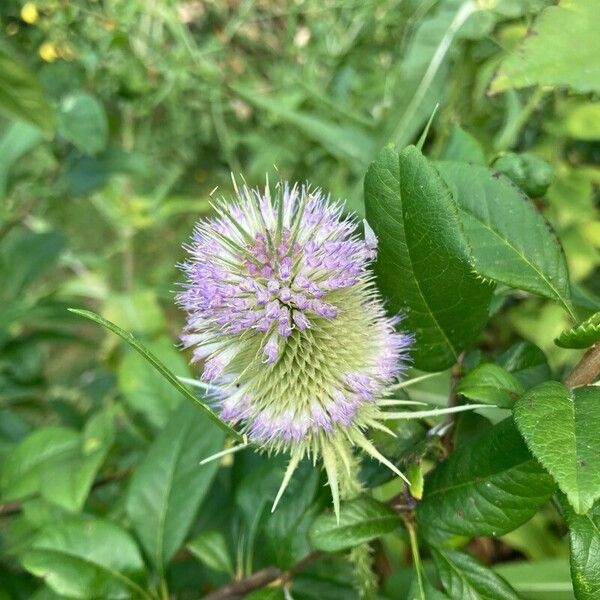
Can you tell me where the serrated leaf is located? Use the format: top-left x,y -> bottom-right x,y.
491,0 -> 600,94
514,382 -> 600,514
558,495 -> 600,600
436,161 -> 573,314
187,530 -> 234,577
457,363 -> 524,408
555,311 -> 600,349
364,145 -> 494,372
416,418 -> 555,544
68,309 -> 241,439
308,496 -> 401,553
22,518 -> 148,599
126,402 -> 224,572
0,49 -> 53,135
432,548 -> 520,600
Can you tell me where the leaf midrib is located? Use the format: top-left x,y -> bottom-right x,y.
425,456 -> 536,499
375,163 -> 458,358
154,421 -> 190,572
457,203 -> 568,310
28,547 -> 147,598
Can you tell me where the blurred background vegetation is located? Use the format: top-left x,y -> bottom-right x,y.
0,0 -> 598,598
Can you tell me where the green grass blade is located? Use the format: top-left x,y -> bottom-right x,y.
68,308 -> 242,440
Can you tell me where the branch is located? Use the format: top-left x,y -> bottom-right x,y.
201,551 -> 321,600
564,344 -> 600,389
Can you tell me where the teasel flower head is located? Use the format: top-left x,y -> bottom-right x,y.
177,179 -> 414,517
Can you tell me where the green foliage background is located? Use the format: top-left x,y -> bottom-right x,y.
0,0 -> 599,598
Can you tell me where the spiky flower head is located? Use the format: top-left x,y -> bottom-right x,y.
177,180 -> 413,512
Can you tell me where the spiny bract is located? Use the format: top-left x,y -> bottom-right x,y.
177,180 -> 413,513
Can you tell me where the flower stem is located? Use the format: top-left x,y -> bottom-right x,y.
337,443 -> 377,600
406,521 -> 425,600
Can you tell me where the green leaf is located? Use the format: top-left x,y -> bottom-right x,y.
416,418 -> 555,544
22,518 -> 148,599
0,49 -> 54,136
245,589 -> 285,600
264,462 -> 324,568
0,412 -> 113,512
555,311 -> 600,349
233,84 -> 375,169
491,0 -> 600,94
118,337 -> 186,427
495,558 -> 574,600
126,402 -> 225,571
68,308 -> 241,439
436,161 -> 573,314
457,363 -> 524,408
186,530 -> 234,577
103,290 -> 166,338
558,495 -> 600,600
364,145 -> 494,372
0,231 -> 64,306
440,126 -> 486,164
514,382 -> 600,514
57,92 -> 108,156
308,496 -> 401,553
0,121 -> 43,198
432,548 -> 520,600
496,341 -> 552,390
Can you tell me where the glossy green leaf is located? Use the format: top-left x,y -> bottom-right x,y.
432,548 -> 520,600
436,161 -> 573,314
457,363 -> 524,408
57,92 -> 108,156
68,309 -> 241,439
496,341 -> 552,390
416,418 -> 555,544
118,337 -> 186,428
0,49 -> 53,135
0,412 -> 113,512
187,530 -> 234,576
514,382 -> 600,514
364,145 -> 493,371
126,402 -> 225,571
308,496 -> 401,553
264,462 -> 324,568
558,495 -> 600,600
555,311 -> 600,349
491,0 -> 600,94
22,518 -> 149,599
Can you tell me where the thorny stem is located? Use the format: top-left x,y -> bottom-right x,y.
338,446 -> 378,600
564,344 -> 600,389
